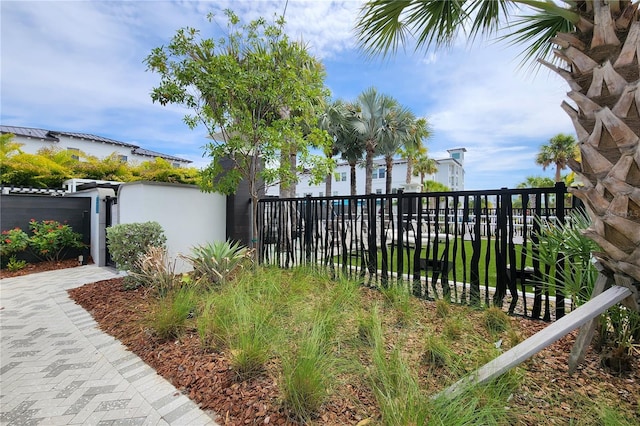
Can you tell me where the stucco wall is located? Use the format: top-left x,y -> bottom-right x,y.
116,181 -> 226,272
68,188 -> 116,267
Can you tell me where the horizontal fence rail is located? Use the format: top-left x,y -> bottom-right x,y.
258,183 -> 581,321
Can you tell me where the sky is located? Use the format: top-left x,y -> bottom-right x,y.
1,0 -> 576,190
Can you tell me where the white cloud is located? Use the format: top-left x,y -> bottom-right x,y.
1,0 -> 575,189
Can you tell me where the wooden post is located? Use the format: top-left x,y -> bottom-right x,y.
567,271 -> 612,373
437,285 -> 632,400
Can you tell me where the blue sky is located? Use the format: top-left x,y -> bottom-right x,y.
1,0 -> 575,190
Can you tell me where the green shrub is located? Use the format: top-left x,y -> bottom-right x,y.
182,240 -> 252,288
0,227 -> 30,258
27,219 -> 84,262
106,221 -> 166,287
6,255 -> 28,272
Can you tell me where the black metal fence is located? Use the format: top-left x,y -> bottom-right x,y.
258,183 -> 581,321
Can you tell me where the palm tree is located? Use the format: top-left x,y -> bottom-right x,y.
357,0 -> 640,299
517,176 -> 556,189
376,107 -> 415,194
399,117 -> 431,184
536,133 -> 577,182
413,154 -> 438,190
336,115 -> 365,195
318,99 -> 349,196
351,87 -> 401,194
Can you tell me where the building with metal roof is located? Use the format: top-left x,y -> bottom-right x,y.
1,125 -> 191,166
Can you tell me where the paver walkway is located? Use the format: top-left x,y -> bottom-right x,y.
0,265 -> 219,425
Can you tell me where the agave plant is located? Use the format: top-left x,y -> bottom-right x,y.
183,240 -> 252,288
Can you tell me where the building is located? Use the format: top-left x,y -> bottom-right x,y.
1,125 -> 191,167
266,148 -> 466,197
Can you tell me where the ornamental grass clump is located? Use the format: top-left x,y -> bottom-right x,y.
131,246 -> 180,297
147,287 -> 197,340
281,319 -> 334,421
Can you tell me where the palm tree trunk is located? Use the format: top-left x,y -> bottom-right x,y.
385,157 -> 393,194
546,13 -> 640,294
325,172 -> 332,198
349,162 -> 357,196
406,158 -> 413,184
555,166 -> 562,183
365,143 -> 374,195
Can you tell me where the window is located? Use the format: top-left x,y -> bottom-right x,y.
333,191 -> 338,196
172,162 -> 180,168
373,167 -> 385,179
67,147 -> 80,160
341,172 -> 347,181
118,155 -> 128,163
451,152 -> 461,159
319,192 -> 324,197
391,188 -> 397,194
376,188 -> 382,194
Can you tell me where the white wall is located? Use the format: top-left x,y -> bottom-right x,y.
116,181 -> 226,272
68,187 -> 116,266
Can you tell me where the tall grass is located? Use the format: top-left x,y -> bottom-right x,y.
281,315 -> 334,421
147,286 -> 196,340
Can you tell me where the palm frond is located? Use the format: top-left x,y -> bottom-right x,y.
404,0 -> 468,51
356,0 -> 412,57
500,11 -> 574,70
467,0 -> 514,42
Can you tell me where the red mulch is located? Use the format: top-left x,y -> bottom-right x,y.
0,258 -> 86,279
67,277 -> 640,425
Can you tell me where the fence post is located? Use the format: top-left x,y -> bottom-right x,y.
396,189 -> 404,284
554,182 -> 567,318
493,188 -> 509,308
305,195 -> 312,263
470,194 -> 482,306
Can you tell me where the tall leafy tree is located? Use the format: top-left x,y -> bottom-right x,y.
535,133 -> 577,182
145,10 -> 332,250
357,0 -> 640,296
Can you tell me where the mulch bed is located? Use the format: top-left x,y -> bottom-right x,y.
0,258 -> 85,279
67,277 -> 639,425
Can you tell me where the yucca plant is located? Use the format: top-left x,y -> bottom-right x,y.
534,209 -> 601,308
182,240 -> 252,288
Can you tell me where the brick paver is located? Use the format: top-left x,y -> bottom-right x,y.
0,266 -> 219,425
